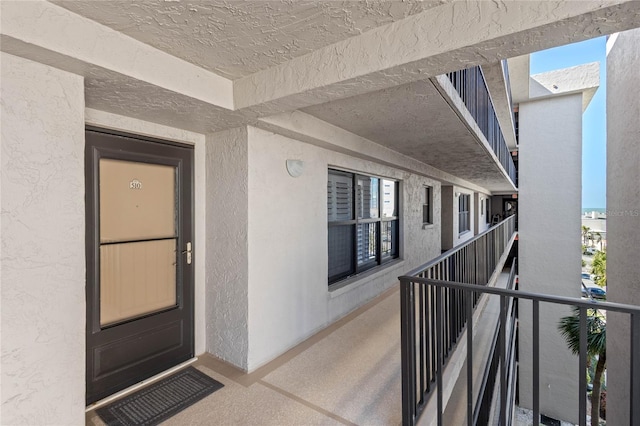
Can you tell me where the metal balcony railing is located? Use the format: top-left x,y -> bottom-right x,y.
399,216 -> 516,425
447,67 -> 517,187
400,216 -> 640,426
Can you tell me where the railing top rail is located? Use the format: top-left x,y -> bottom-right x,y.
399,276 -> 640,315
403,215 -> 515,278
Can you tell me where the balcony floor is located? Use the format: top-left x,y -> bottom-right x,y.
86,285 -> 403,426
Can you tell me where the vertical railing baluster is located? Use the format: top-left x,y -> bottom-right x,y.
460,288 -> 464,334
444,287 -> 449,356
473,240 -> 478,284
431,284 -> 436,385
400,279 -> 416,426
436,286 -> 444,426
631,313 -> 640,424
533,300 -> 540,426
500,295 -> 507,425
579,307 -> 587,426
466,289 -> 474,426
425,284 -> 431,393
419,284 -> 425,402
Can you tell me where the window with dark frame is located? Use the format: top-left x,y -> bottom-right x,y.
328,169 -> 399,285
423,186 -> 433,225
459,193 -> 470,234
485,197 -> 491,224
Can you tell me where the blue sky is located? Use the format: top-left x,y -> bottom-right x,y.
530,37 -> 607,209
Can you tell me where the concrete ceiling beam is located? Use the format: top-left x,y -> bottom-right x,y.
0,0 -> 234,110
234,0 -> 640,115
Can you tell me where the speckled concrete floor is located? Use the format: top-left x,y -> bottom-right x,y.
86,285 -> 402,426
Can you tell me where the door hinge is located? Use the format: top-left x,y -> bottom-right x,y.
183,242 -> 192,265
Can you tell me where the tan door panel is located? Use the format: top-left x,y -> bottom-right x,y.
100,239 -> 177,326
100,159 -> 175,243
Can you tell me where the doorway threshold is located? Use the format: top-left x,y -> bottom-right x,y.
85,357 -> 198,412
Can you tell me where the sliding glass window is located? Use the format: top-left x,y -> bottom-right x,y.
328,169 -> 399,285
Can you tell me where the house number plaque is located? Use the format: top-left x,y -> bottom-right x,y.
129,179 -> 143,190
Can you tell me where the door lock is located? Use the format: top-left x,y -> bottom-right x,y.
182,242 -> 192,265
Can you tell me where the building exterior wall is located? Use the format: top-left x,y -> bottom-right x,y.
245,126 -> 442,370
518,93 -> 583,423
606,27 -> 640,426
0,53 -> 85,424
203,124 -> 445,371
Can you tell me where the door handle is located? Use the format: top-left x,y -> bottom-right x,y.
182,242 -> 192,265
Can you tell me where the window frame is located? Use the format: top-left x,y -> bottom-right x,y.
485,197 -> 491,224
422,186 -> 433,226
327,169 -> 399,285
458,193 -> 471,234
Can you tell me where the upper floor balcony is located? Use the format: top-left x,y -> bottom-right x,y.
446,65 -> 518,187
302,63 -> 519,193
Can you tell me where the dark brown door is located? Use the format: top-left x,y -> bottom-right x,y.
85,128 -> 194,405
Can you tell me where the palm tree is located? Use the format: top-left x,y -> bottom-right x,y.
594,232 -> 602,251
591,251 -> 607,287
558,307 -> 606,426
582,226 -> 591,246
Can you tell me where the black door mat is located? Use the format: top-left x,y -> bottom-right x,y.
96,366 -> 224,426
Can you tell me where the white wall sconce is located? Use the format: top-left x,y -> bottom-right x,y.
286,159 -> 304,178
455,192 -> 460,197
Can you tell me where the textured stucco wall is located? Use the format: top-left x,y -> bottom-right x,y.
1,53 -> 85,424
206,127 -> 250,370
84,109 -> 208,356
518,94 -> 582,423
245,126 -> 441,370
606,27 -> 640,426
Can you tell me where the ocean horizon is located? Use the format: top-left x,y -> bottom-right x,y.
582,208 -> 606,214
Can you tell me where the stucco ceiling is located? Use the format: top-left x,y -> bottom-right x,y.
303,78 -> 514,191
53,0 -> 444,80
20,0 -> 633,193
84,67 -> 248,133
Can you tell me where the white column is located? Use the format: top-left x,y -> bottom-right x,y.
205,127 -> 250,370
606,27 -> 640,426
518,94 -> 582,423
1,53 -> 85,424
